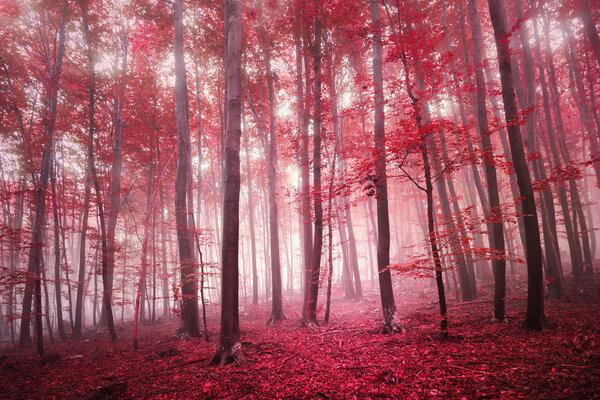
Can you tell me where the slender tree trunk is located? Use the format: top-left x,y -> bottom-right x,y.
41,254 -> 54,342
324,149 -> 337,324
369,0 -> 396,330
530,11 -> 568,297
209,0 -> 243,365
468,0 -> 506,319
51,161 -> 67,340
258,2 -> 284,324
487,0 -> 544,330
159,185 -> 170,316
426,102 -> 476,302
336,197 -> 355,299
300,16 -> 314,321
80,0 -> 117,341
306,5 -> 324,325
580,0 -> 600,69
173,0 -> 199,337
99,25 -> 127,327
560,23 -> 595,275
19,4 -> 67,351
509,0 -> 564,290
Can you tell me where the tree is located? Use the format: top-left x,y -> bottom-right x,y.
467,0 -> 506,320
486,0 -> 544,330
79,0 -> 117,342
173,0 -> 199,337
209,0 -> 244,365
305,1 -> 325,326
19,2 -> 67,351
369,0 -> 396,332
258,0 -> 284,324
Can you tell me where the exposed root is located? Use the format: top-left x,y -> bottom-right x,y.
378,317 -> 406,334
206,342 -> 246,367
304,321 -> 320,330
265,313 -> 286,326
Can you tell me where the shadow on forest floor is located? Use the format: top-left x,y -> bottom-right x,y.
1,274 -> 599,399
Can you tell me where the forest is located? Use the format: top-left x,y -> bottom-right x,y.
0,0 -> 599,398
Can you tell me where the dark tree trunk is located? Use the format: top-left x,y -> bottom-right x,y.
209,0 -> 243,365
487,0 -> 544,330
510,0 -> 563,291
324,147 -> 337,324
468,0 -> 506,319
369,0 -> 396,330
530,10 -> 567,297
51,161 -> 67,340
19,4 -> 67,351
580,0 -> 600,69
259,1 -> 284,324
173,0 -> 199,337
306,5 -> 324,325
80,0 -> 117,342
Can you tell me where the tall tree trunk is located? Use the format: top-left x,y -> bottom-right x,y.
51,161 -> 67,340
580,0 -> 600,69
468,0 -> 506,319
294,14 -> 305,299
306,5 -> 324,325
241,112 -> 259,306
259,1 -> 284,324
99,24 -> 127,327
530,10 -> 568,297
487,0 -> 544,330
173,0 -> 199,337
369,0 -> 396,331
510,0 -> 563,289
209,0 -> 243,365
80,0 -> 117,341
159,185 -> 170,316
19,4 -> 67,351
427,102 -> 476,302
336,197 -> 355,299
560,22 -> 595,275
300,15 -> 314,321
41,253 -> 54,343
324,147 -> 337,324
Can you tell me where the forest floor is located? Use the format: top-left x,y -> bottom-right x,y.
1,275 -> 600,399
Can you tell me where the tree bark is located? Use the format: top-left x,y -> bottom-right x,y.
300,13 -> 314,321
209,0 -> 244,365
259,1 -> 284,324
580,0 -> 600,69
305,4 -> 324,325
242,112 -> 259,306
19,3 -> 67,351
80,0 -> 117,341
468,0 -> 506,319
51,160 -> 67,340
487,0 -> 544,330
369,0 -> 396,330
173,0 -> 199,337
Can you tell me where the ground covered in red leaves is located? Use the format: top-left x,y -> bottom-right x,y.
1,278 -> 600,399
